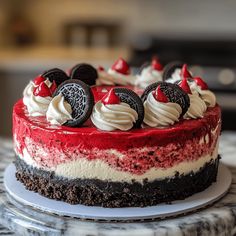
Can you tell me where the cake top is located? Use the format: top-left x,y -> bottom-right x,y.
22,58 -> 217,131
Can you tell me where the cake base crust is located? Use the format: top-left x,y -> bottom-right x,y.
14,156 -> 220,208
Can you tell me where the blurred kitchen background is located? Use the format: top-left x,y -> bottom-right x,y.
0,0 -> 236,136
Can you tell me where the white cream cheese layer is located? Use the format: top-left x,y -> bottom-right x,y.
16,140 -> 219,184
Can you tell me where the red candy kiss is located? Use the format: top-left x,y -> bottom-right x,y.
111,58 -> 130,75
33,82 -> 52,97
179,77 -> 192,94
180,64 -> 192,79
153,85 -> 168,103
33,75 -> 45,86
151,57 -> 163,71
193,77 -> 208,90
101,88 -> 120,105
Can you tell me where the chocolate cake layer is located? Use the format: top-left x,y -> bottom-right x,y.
14,156 -> 220,208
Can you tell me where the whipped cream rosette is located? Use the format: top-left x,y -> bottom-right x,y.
144,85 -> 182,127
190,77 -> 216,107
135,57 -> 163,89
91,89 -> 139,131
96,66 -> 115,86
23,75 -> 57,116
106,58 -> 136,85
179,77 -> 207,119
46,93 -> 72,125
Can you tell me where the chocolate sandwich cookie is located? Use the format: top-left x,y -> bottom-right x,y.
114,88 -> 144,128
53,79 -> 94,127
70,63 -> 98,86
162,61 -> 184,81
42,68 -> 69,86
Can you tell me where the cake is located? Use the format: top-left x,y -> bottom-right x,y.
13,59 -> 221,208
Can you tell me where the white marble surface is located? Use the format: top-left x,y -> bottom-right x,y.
0,131 -> 236,236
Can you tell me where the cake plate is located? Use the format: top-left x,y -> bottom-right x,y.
3,163 -> 232,222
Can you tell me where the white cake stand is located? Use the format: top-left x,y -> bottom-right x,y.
4,163 -> 232,221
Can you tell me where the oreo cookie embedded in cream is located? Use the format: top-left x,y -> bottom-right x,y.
53,79 -> 94,127
162,61 -> 183,81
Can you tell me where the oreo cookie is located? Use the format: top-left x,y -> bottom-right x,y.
162,61 -> 184,81
42,68 -> 69,86
70,63 -> 98,86
114,88 -> 144,128
141,82 -> 190,116
141,81 -> 163,102
53,79 -> 94,127
138,61 -> 150,74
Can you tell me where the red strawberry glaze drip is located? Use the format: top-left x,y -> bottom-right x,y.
180,64 -> 192,79
33,82 -> 52,97
13,99 -> 221,174
193,77 -> 208,90
101,89 -> 120,105
153,86 -> 168,103
33,75 -> 45,86
111,58 -> 130,75
151,57 -> 163,71
179,77 -> 192,94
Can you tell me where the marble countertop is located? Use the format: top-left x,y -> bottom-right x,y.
0,131 -> 236,236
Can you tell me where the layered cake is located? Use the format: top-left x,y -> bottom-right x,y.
13,58 -> 221,207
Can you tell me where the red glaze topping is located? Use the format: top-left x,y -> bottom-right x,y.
101,88 -> 120,105
111,58 -> 130,75
98,66 -> 105,71
33,75 -> 45,86
180,64 -> 192,79
151,57 -> 163,71
33,82 -> 52,97
153,85 -> 168,103
193,77 -> 208,90
179,77 -> 192,94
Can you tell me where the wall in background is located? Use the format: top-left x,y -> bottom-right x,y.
1,0 -> 236,47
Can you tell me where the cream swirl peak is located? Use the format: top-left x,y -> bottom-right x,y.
46,94 -> 72,125
96,66 -> 115,86
179,77 -> 207,119
23,76 -> 57,117
91,89 -> 138,131
107,58 -> 136,85
144,86 -> 182,127
136,58 -> 163,89
190,77 -> 216,107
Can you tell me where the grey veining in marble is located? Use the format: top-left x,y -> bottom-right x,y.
0,131 -> 236,236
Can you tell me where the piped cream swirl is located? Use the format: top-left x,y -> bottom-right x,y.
26,94 -> 52,116
91,101 -> 138,131
46,94 -> 72,125
184,93 -> 207,119
190,82 -> 216,107
96,70 -> 115,85
135,66 -> 162,89
107,69 -> 136,85
166,68 -> 181,84
23,81 -> 35,107
144,92 -> 182,127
